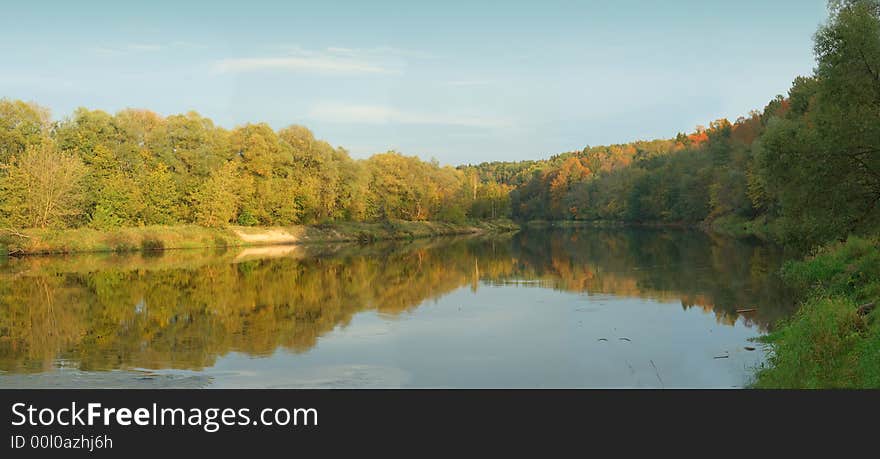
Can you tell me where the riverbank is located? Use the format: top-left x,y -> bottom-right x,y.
523,217 -> 786,242
523,219 -> 696,230
0,219 -> 519,256
522,218 -> 880,388
752,236 -> 880,388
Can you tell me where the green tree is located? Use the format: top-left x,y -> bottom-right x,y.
141,163 -> 180,225
0,99 -> 50,163
191,161 -> 242,227
756,1 -> 880,245
0,142 -> 87,228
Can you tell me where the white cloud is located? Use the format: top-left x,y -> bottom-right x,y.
213,55 -> 393,75
169,41 -> 208,49
326,46 -> 435,59
89,42 -> 210,56
444,79 -> 492,87
213,45 -> 431,75
326,47 -> 357,55
127,43 -> 163,52
307,103 -> 510,128
90,47 -> 120,56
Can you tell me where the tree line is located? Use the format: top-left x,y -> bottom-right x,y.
0,104 -> 510,231
2,0 -> 877,251
468,0 -> 879,248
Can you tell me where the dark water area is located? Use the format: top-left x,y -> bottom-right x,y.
0,228 -> 796,388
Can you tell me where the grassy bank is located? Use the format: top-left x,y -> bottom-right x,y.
753,236 -> 880,388
523,219 -> 695,230
542,215 -> 880,388
0,219 -> 519,256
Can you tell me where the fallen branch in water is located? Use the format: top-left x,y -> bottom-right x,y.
735,308 -> 756,314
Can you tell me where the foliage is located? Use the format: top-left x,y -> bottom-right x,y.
0,142 -> 87,229
0,99 -> 50,164
0,109 -> 494,231
754,236 -> 880,388
461,1 -> 880,256
753,2 -> 880,246
191,161 -> 242,227
2,0 -> 875,246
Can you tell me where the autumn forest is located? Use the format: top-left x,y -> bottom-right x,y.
1,0 -> 880,389
2,2 -> 879,255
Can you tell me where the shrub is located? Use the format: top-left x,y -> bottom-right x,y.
140,236 -> 165,252
782,236 -> 880,301
236,210 -> 259,226
755,236 -> 880,388
755,296 -> 866,388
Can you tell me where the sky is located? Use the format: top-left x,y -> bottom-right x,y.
0,0 -> 829,165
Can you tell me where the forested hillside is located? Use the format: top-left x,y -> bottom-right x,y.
2,1 -> 878,254
462,0 -> 880,249
0,0 -> 878,388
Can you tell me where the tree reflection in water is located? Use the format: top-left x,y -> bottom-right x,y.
0,228 -> 795,374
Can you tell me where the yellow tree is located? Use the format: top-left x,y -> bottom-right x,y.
0,142 -> 87,228
190,161 -> 242,227
548,157 -> 591,218
0,99 -> 51,164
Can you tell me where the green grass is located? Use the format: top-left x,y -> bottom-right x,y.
753,236 -> 880,388
1,225 -> 237,255
0,220 -> 519,256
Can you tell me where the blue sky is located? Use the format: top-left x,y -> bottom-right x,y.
0,0 -> 828,165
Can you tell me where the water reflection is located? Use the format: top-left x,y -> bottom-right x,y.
504,229 -> 795,327
0,228 -> 795,385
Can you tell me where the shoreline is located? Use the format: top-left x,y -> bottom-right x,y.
521,218 -> 780,242
523,219 -> 696,230
0,220 -> 519,257
0,216 -> 781,258
750,236 -> 880,388
3,218 -> 875,387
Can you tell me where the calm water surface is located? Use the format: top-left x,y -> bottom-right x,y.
0,228 -> 795,388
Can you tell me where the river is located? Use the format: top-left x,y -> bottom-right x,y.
0,227 -> 795,388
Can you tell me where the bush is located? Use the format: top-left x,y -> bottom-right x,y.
89,204 -> 124,230
103,233 -> 136,252
113,241 -> 137,252
754,296 -> 864,388
755,236 -> 880,388
782,236 -> 880,301
140,236 -> 165,252
236,210 -> 259,226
